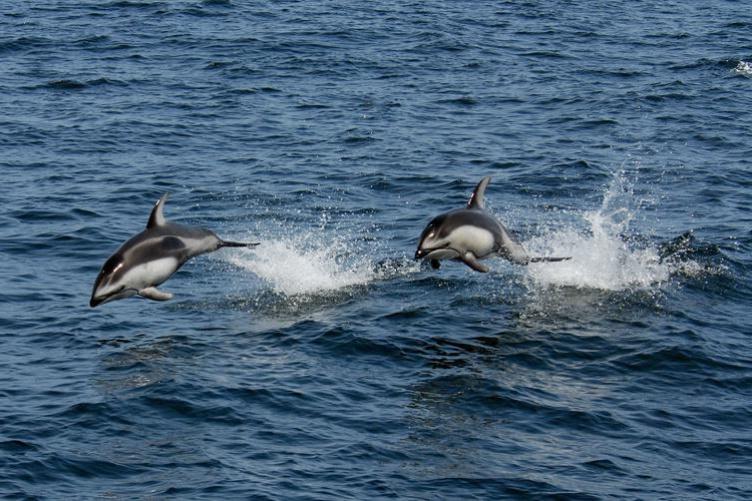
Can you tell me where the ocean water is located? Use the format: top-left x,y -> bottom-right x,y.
1,1 -> 751,498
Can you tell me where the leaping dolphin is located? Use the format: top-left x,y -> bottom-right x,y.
90,194 -> 258,307
415,176 -> 570,272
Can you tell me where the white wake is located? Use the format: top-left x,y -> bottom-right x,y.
226,231 -> 419,297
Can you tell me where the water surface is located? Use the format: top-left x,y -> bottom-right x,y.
1,1 -> 751,498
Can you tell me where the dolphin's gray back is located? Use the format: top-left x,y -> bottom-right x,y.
113,223 -> 219,273
156,222 -> 218,243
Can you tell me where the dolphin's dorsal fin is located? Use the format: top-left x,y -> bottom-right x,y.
147,193 -> 169,229
467,176 -> 491,209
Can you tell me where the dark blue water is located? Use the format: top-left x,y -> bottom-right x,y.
2,1 -> 752,498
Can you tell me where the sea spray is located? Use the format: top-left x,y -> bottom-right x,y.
524,174 -> 672,291
226,227 -> 420,299
228,238 -> 376,296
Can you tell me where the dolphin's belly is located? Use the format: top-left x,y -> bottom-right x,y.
121,257 -> 180,289
446,225 -> 495,258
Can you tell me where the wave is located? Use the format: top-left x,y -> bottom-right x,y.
29,77 -> 128,91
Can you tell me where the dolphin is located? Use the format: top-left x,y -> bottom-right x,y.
415,176 -> 570,272
90,194 -> 258,307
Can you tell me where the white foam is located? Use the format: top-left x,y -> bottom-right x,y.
226,230 -> 419,298
524,175 -> 671,291
732,61 -> 752,77
227,239 -> 374,296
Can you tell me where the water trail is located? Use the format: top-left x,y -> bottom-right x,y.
226,229 -> 419,298
229,239 -> 375,296
523,174 -> 672,291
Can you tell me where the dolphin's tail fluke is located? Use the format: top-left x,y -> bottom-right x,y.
220,240 -> 260,248
529,256 -> 571,263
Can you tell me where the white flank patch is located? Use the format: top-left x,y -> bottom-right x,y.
120,257 -> 179,290
446,225 -> 495,256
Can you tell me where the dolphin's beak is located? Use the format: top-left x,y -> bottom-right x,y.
90,281 -> 104,308
90,289 -> 111,307
415,248 -> 426,259
89,285 -> 127,308
90,277 -> 107,308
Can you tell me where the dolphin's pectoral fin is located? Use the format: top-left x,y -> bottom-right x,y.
430,259 -> 441,269
460,253 -> 489,273
138,287 -> 173,301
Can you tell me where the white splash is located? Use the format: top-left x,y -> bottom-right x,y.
524,175 -> 671,291
225,227 -> 419,297
732,61 -> 752,77
228,238 -> 376,296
